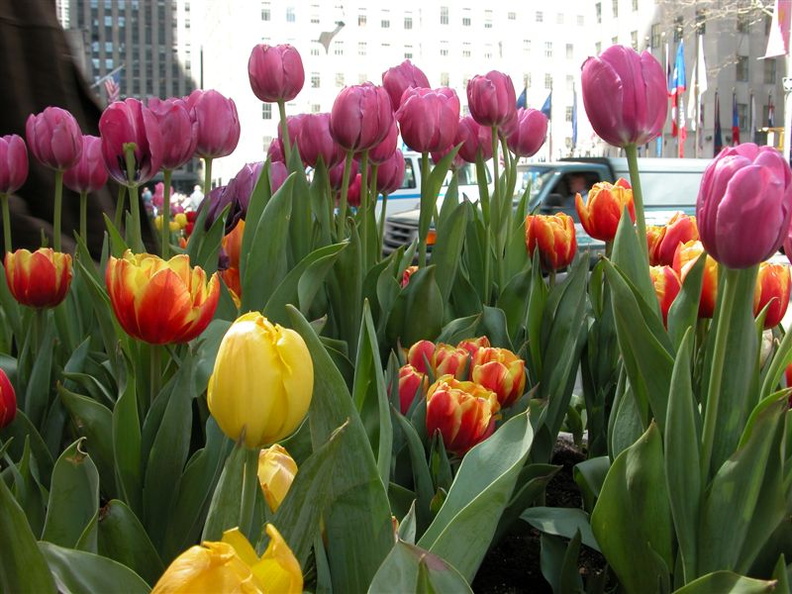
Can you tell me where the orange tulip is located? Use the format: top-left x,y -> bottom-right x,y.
654,213 -> 698,267
471,347 -> 527,408
4,248 -> 72,308
754,262 -> 791,329
105,250 -> 220,344
649,265 -> 681,326
398,363 -> 429,414
575,178 -> 635,242
524,213 -> 577,272
672,240 -> 718,319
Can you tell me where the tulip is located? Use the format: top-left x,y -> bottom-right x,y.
406,339 -> 436,374
346,173 -> 362,208
99,98 -> 163,185
425,374 -> 500,455
0,135 -> 28,195
258,444 -> 298,513
396,87 -> 460,154
524,213 -> 577,272
0,368 -> 15,429
398,363 -> 429,414
466,71 -> 517,128
754,262 -> 791,329
507,108 -> 548,158
152,525 -> 302,594
649,265 -> 682,326
697,143 -> 792,269
296,113 -> 343,169
25,107 -> 83,171
5,248 -> 72,308
654,213 -> 698,267
471,347 -> 527,409
400,264 -> 418,288
646,224 -> 667,266
575,178 -> 635,242
63,135 -> 108,194
204,162 -> 264,233
328,159 -> 359,191
431,144 -> 465,171
147,97 -> 198,170
581,45 -> 667,148
376,149 -> 406,196
267,138 -> 284,163
457,336 -> 491,357
382,59 -> 431,111
673,240 -> 718,318
269,161 -> 289,195
248,44 -> 305,103
434,344 -> 471,379
207,312 -> 313,449
186,89 -> 241,159
280,114 -> 306,150
368,119 -> 399,165
222,219 -> 245,273
455,116 -> 493,163
329,83 -> 394,153
105,250 -> 219,344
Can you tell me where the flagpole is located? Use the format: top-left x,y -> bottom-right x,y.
90,63 -> 126,89
693,36 -> 700,158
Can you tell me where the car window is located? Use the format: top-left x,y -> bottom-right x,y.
401,160 -> 417,189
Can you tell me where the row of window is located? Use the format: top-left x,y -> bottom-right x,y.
595,0 -> 640,23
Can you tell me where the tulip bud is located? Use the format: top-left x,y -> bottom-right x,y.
147,97 -> 198,170
270,160 -> 289,195
507,108 -> 548,158
434,344 -> 470,379
25,107 -> 83,171
575,178 -> 636,242
0,135 -> 28,195
407,339 -> 436,374
649,265 -> 682,326
455,116 -> 493,163
258,444 -> 298,513
524,213 -> 577,272
398,363 -> 429,414
330,83 -> 394,152
673,240 -> 718,319
268,138 -> 285,163
754,262 -> 791,329
0,368 -> 16,429
396,87 -> 460,154
382,59 -> 431,111
376,149 -> 406,196
296,113 -> 344,169
248,44 -> 305,103
466,71 -> 517,128
99,99 -> 163,185
5,248 -> 72,308
63,135 -> 108,194
581,45 -> 667,148
457,336 -> 491,357
207,312 -> 313,449
471,347 -> 527,408
401,264 -> 419,288
186,89 -> 241,159
426,375 -> 500,455
698,143 -> 792,269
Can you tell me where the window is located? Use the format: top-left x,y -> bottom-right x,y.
484,44 -> 493,59
595,41 -> 602,54
765,58 -> 777,84
358,10 -> 367,26
612,36 -> 618,45
674,16 -> 683,42
335,72 -> 344,87
440,41 -> 449,56
261,6 -> 270,20
577,14 -> 584,26
404,16 -> 412,29
536,11 -> 543,22
311,104 -> 321,114
566,74 -> 574,90
631,30 -> 638,49
462,42 -> 471,58
557,13 -> 564,24
544,73 -> 552,89
523,39 -> 531,53
651,23 -> 661,48
736,55 -> 749,81
565,106 -> 573,122
440,6 -> 448,25
333,41 -> 343,56
358,42 -> 367,55
462,8 -> 471,26
262,104 -> 272,119
286,6 -> 295,22
737,11 -> 749,33
566,43 -> 573,59
440,72 -> 450,86
525,73 -> 531,88
485,10 -> 493,28
262,135 -> 273,151
310,12 -> 319,24
311,72 -> 320,88
404,45 -> 413,59
595,3 -> 601,23
508,12 -> 516,20
381,10 -> 390,28
612,0 -> 618,18
737,103 -> 748,130
632,0 -> 638,10
764,103 -> 776,127
311,47 -> 320,56
544,42 -> 553,58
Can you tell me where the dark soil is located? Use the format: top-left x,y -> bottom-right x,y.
471,441 -> 610,593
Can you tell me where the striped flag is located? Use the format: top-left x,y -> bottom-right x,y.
670,41 -> 686,139
732,92 -> 740,145
104,72 -> 121,103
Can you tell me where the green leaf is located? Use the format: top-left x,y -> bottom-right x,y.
7,437 -> 48,536
497,264 -> 532,340
418,412 -> 534,582
493,463 -> 560,543
672,571 -> 778,594
23,313 -> 55,429
667,251 -> 706,351
0,409 -> 54,489
367,540 -> 473,594
611,204 -> 657,309
572,456 -> 610,514
393,411 -> 435,535
112,379 -> 142,516
432,201 -> 471,304
435,314 -> 481,346
39,541 -> 150,594
521,506 -> 600,552
386,266 -> 445,347
186,202 -> 227,274
540,531 -> 584,594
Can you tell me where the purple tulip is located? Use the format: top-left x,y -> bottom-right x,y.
581,45 -> 667,148
698,144 -> 792,269
148,97 -> 198,170
267,139 -> 284,163
297,113 -> 344,168
507,108 -> 548,158
397,87 -> 460,154
329,159 -> 359,190
431,145 -> 465,171
382,59 -> 431,111
269,160 -> 289,194
0,135 -> 29,195
369,119 -> 399,165
248,44 -> 305,103
25,107 -> 83,171
63,135 -> 108,193
330,83 -> 394,153
186,89 -> 241,159
455,116 -> 493,163
466,71 -> 517,128
99,98 -> 163,185
376,149 -> 406,195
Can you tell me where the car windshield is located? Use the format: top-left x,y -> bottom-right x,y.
515,166 -> 556,202
441,162 -> 490,187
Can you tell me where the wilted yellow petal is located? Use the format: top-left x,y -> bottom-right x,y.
250,524 -> 303,594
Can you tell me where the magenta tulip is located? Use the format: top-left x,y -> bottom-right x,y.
507,108 -> 548,158
25,107 -> 83,171
346,173 -> 362,208
376,149 -> 406,195
0,135 -> 28,195
270,160 -> 289,195
466,71 -> 517,128
147,97 -> 198,170
267,138 -> 284,163
186,89 -> 240,159
369,119 -> 399,165
697,144 -> 792,269
455,116 -> 493,163
99,98 -> 163,185
431,145 -> 465,171
397,87 -> 460,154
329,159 -> 359,190
581,45 -> 667,148
382,59 -> 431,111
248,44 -> 305,103
63,135 -> 107,193
297,113 -> 343,168
330,83 -> 394,153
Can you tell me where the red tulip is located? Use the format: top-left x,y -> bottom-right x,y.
63,135 -> 108,194
186,89 -> 241,159
99,98 -> 163,185
455,116 -> 493,163
396,87 -> 460,154
376,149 -> 406,195
407,339 -> 436,374
330,83 -> 394,152
575,178 -> 635,242
507,108 -> 548,158
525,213 -> 577,272
296,113 -> 343,168
433,344 -> 471,379
673,240 -> 718,319
457,336 -> 491,357
754,262 -> 791,329
401,264 -> 419,288
398,363 -> 429,414
147,97 -> 198,170
382,59 -> 430,111
466,71 -> 517,128
4,248 -> 72,308
0,135 -> 29,195
0,368 -> 15,429
471,347 -> 527,408
25,107 -> 83,171
649,265 -> 682,326
248,44 -> 305,103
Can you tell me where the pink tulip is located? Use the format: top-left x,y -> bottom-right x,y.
382,59 -> 431,111
25,107 -> 83,171
466,71 -> 517,128
431,145 -> 465,171
296,113 -> 343,168
99,98 -> 163,185
368,119 -> 399,165
63,135 -> 108,193
186,89 -> 240,159
147,97 -> 198,170
0,135 -> 28,195
346,173 -> 362,208
455,116 -> 493,163
507,108 -> 548,158
397,87 -> 460,154
248,44 -> 305,103
581,45 -> 667,148
330,83 -> 394,153
267,138 -> 284,163
270,160 -> 289,195
376,149 -> 406,195
697,143 -> 792,268
328,159 -> 359,190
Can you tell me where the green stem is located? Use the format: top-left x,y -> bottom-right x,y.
359,150 -> 370,270
161,169 -> 172,259
336,151 -> 354,239
33,307 -> 46,357
239,447 -> 261,539
79,191 -> 88,243
114,184 -> 126,231
53,170 -> 64,252
277,100 -> 292,165
123,146 -> 143,253
624,144 -> 648,265
203,157 -> 213,210
149,343 -> 161,408
1,194 -> 12,254
418,151 -> 430,267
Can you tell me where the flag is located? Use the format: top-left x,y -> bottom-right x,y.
768,93 -> 776,126
764,0 -> 791,58
104,72 -> 120,103
714,91 -> 723,156
750,93 -> 756,139
670,40 -> 686,138
696,34 -> 708,95
732,92 -> 740,145
571,84 -> 578,149
516,86 -> 527,109
540,91 -> 552,119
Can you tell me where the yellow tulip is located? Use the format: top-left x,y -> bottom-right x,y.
258,444 -> 298,513
152,525 -> 302,594
169,220 -> 181,232
207,312 -> 313,449
174,212 -> 188,228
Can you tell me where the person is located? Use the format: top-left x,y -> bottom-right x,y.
567,173 -> 589,201
189,184 -> 204,210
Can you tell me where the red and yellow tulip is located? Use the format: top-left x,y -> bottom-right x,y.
471,347 -> 527,408
575,178 -> 635,242
4,248 -> 72,308
672,240 -> 718,319
754,261 -> 791,329
0,368 -> 15,429
524,213 -> 577,272
649,265 -> 682,326
398,363 -> 429,415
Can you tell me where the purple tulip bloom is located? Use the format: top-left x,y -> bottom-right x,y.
455,116 -> 493,163
99,98 -> 163,186
296,113 -> 344,169
507,108 -> 548,158
248,44 -> 305,103
0,135 -> 29,195
186,89 -> 241,159
382,59 -> 431,111
148,97 -> 198,170
376,149 -> 406,195
466,71 -> 517,128
26,107 -> 83,171
397,87 -> 460,154
63,135 -> 108,193
330,83 -> 394,153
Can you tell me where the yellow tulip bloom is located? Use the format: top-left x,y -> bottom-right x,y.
257,444 -> 298,513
